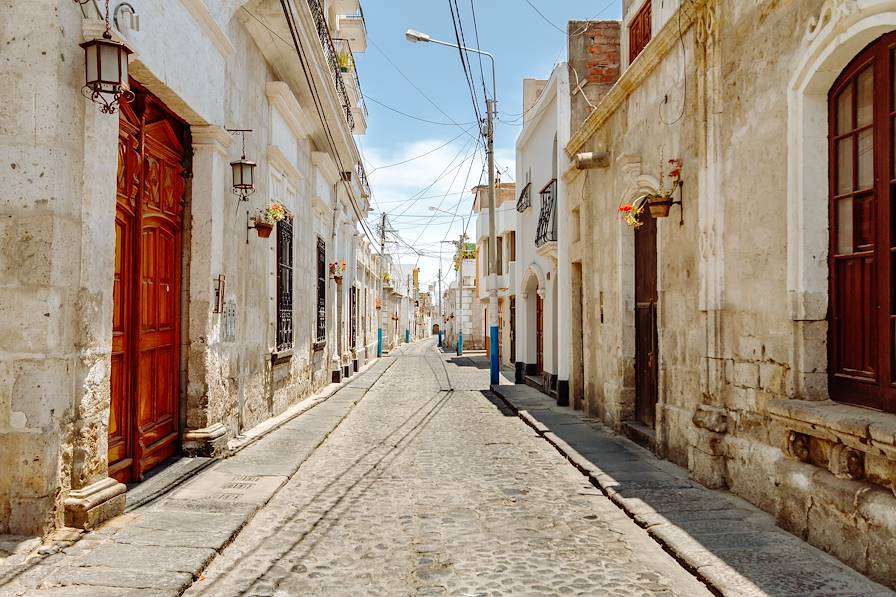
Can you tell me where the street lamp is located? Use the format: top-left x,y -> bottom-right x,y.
410,29 -> 500,384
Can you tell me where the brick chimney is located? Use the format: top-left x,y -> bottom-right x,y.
568,21 -> 621,129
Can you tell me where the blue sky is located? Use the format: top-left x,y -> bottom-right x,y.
355,0 -> 622,288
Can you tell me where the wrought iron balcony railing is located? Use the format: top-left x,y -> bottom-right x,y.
535,178 -> 557,248
356,161 -> 371,198
516,182 -> 531,212
306,0 -> 355,131
333,38 -> 368,118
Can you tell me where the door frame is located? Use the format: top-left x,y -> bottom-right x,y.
109,82 -> 190,483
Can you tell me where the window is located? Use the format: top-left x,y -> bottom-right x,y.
496,235 -> 504,275
828,32 -> 896,413
628,0 -> 651,64
276,218 -> 294,351
316,237 -> 326,344
507,231 -> 516,262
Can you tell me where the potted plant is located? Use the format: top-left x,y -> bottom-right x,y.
251,201 -> 288,237
329,261 -> 347,283
617,159 -> 683,227
382,272 -> 391,284
336,51 -> 353,73
375,298 -> 383,311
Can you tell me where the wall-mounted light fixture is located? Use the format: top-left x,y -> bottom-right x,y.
227,129 -> 256,201
77,0 -> 133,114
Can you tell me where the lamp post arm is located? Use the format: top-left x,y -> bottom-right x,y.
426,38 -> 496,102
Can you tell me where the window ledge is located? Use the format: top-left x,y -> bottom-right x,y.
768,399 -> 896,455
271,349 -> 293,366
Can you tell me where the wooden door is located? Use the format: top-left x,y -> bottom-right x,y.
635,212 -> 659,428
536,294 -> 544,374
109,89 -> 186,483
349,286 -> 357,349
828,32 -> 896,414
509,296 -> 516,363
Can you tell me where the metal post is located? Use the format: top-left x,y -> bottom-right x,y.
377,212 -> 385,358
457,233 -> 464,356
487,99 -> 499,386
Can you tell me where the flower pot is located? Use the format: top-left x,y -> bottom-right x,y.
339,66 -> 350,73
255,222 -> 274,238
333,275 -> 343,284
648,197 -> 672,218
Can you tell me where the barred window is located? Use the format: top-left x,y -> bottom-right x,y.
276,218 -> 294,351
316,237 -> 326,343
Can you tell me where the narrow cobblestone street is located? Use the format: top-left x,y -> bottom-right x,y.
183,339 -> 709,596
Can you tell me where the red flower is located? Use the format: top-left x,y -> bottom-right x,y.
618,205 -> 633,213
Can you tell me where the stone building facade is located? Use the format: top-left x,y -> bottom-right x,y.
0,0 -> 379,536
563,0 -> 896,586
473,182 -> 516,368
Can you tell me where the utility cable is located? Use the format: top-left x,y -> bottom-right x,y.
367,126 -> 473,173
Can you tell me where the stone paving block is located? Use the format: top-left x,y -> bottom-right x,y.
71,543 -> 216,574
42,565 -> 193,592
23,587 -> 167,597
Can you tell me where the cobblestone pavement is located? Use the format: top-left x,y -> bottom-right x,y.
185,339 -> 711,596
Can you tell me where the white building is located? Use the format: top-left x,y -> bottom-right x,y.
0,0 -> 376,535
513,65 -> 572,404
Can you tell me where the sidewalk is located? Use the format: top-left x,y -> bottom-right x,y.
490,383 -> 891,597
0,357 -> 396,597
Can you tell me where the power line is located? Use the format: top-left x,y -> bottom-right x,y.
367,127 -> 473,173
363,94 -> 477,127
448,0 -> 484,125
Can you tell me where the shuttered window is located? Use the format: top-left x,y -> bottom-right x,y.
628,1 -> 651,64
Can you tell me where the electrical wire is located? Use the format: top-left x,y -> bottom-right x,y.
448,0 -> 484,125
367,127 -> 474,173
363,94 -> 477,127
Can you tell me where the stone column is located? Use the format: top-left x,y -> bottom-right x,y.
181,125 -> 232,456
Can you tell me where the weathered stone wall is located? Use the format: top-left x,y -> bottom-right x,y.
0,0 -> 374,535
567,0 -> 896,586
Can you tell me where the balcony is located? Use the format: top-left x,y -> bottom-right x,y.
333,38 -> 368,134
535,179 -> 557,250
516,182 -> 531,213
307,0 -> 355,132
336,11 -> 367,52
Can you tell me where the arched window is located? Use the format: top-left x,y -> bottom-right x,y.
828,31 -> 896,413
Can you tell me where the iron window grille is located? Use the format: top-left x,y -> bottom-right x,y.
316,237 -> 327,343
276,218 -> 294,351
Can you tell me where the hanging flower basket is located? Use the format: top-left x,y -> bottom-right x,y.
251,201 -> 289,238
375,298 -> 383,310
254,221 -> 274,237
329,261 -> 346,282
617,159 -> 683,228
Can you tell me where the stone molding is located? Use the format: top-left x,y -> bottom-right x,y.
566,0 -> 707,157
268,145 -> 303,184
191,125 -> 234,155
266,81 -> 311,140
63,477 -> 126,530
180,0 -> 236,57
183,422 -> 229,456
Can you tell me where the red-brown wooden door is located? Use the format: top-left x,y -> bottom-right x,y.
109,89 -> 186,483
536,294 -> 544,374
635,212 -> 658,428
828,32 -> 896,414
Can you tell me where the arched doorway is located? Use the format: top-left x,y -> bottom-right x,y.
828,31 -> 896,414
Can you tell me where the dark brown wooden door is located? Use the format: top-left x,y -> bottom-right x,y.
536,294 -> 544,374
110,89 -> 186,483
828,32 -> 896,414
509,296 -> 516,363
635,213 -> 658,428
350,286 -> 357,349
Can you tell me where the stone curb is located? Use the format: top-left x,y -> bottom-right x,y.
490,384 -> 891,597
489,384 -> 743,597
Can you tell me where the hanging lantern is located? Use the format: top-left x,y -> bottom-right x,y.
78,0 -> 133,114
230,157 -> 256,199
227,129 -> 256,201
